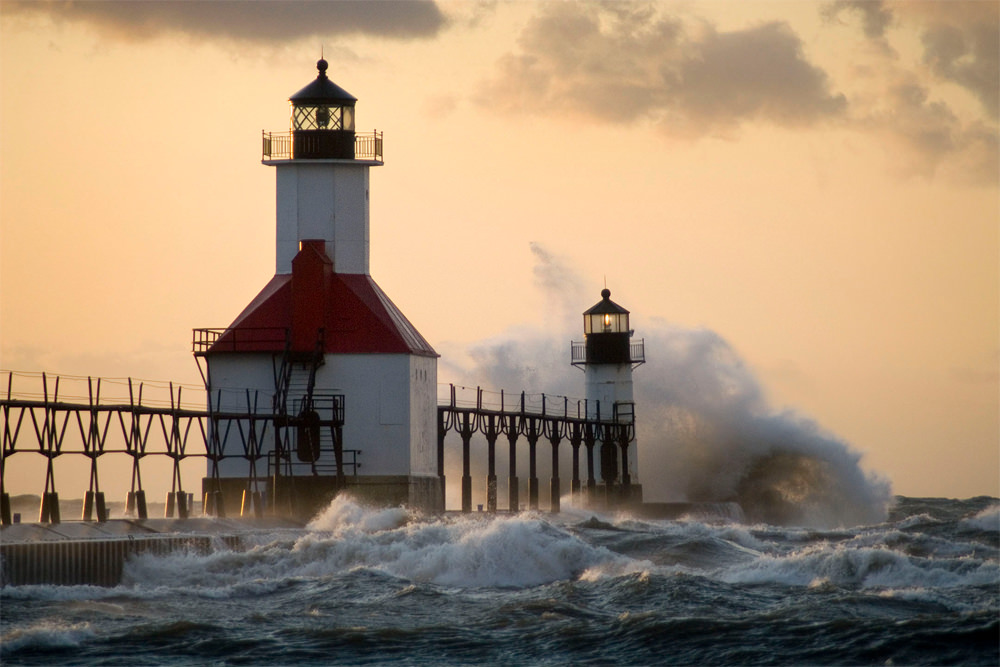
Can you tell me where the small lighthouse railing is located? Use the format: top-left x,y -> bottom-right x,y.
262,130 -> 383,161
437,383 -> 632,423
570,339 -> 645,367
630,339 -> 646,365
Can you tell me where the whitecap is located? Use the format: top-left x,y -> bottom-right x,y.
721,539 -> 1000,590
113,497 -> 646,591
0,621 -> 95,654
960,504 -> 1000,533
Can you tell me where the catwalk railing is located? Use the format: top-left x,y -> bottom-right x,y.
1,372 -> 635,523
0,371 -> 350,525
437,384 -> 636,514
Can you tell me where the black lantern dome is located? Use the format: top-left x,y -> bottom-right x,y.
289,59 -> 357,159
582,289 -> 631,364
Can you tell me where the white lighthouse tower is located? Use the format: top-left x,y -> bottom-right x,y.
195,60 -> 441,516
571,289 -> 644,502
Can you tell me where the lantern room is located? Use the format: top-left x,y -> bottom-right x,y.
583,289 -> 630,335
289,59 -> 357,159
575,289 -> 642,366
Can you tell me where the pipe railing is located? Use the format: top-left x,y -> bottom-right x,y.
569,338 -> 646,367
437,383 -> 627,423
192,327 -> 289,354
261,130 -> 383,161
0,371 -> 347,524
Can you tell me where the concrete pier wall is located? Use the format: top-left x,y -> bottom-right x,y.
0,535 -> 240,586
0,518 -> 297,587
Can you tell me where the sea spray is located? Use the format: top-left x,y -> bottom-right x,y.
446,244 -> 891,528
299,496 -> 642,587
638,325 -> 892,527
307,494 -> 411,534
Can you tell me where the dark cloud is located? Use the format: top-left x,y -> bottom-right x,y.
668,22 -> 847,132
881,7 -> 998,184
1,0 -> 447,42
827,1 -> 998,120
476,3 -> 846,137
829,0 -> 999,185
863,77 -> 998,184
922,21 -> 999,120
478,2 -> 995,184
823,0 -> 893,40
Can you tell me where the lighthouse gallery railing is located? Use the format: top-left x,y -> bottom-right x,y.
261,130 -> 383,162
570,338 -> 646,367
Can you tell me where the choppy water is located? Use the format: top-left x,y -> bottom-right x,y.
2,495 -> 997,666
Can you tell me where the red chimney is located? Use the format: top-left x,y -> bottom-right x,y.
291,240 -> 332,353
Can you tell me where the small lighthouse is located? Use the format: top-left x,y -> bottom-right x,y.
571,289 -> 644,502
195,61 -> 441,516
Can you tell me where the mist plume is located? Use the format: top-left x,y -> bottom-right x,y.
446,244 -> 891,528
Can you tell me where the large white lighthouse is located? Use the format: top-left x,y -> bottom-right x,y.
195,61 -> 441,516
571,289 -> 644,501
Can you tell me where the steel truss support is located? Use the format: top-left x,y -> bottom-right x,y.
436,384 -> 637,514
0,372 -> 344,525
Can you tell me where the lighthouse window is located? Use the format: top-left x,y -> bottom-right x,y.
293,105 -> 351,131
585,312 -> 628,335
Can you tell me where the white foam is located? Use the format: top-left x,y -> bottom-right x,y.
720,542 -> 1000,589
897,513 -> 941,529
961,504 -> 1000,532
0,621 -> 95,654
447,279 -> 893,530
307,494 -> 411,534
76,496 -> 1000,596
116,497 -> 642,591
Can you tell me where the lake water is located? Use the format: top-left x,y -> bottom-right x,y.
2,495 -> 997,665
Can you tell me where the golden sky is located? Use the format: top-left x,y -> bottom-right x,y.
1,1 -> 997,500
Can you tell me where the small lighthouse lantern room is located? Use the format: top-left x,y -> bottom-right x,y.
582,288 -> 632,362
289,58 -> 357,159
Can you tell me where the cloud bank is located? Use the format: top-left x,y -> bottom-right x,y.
478,1 -> 997,184
1,0 -> 448,42
476,3 -> 846,137
825,0 -> 998,183
829,0 -> 998,120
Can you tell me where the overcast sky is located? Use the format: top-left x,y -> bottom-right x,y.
1,1 -> 997,500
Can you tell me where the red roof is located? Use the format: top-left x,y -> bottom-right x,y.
209,242 -> 436,357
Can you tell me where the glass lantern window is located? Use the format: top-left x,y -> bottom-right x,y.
292,104 -> 355,131
584,312 -> 628,335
